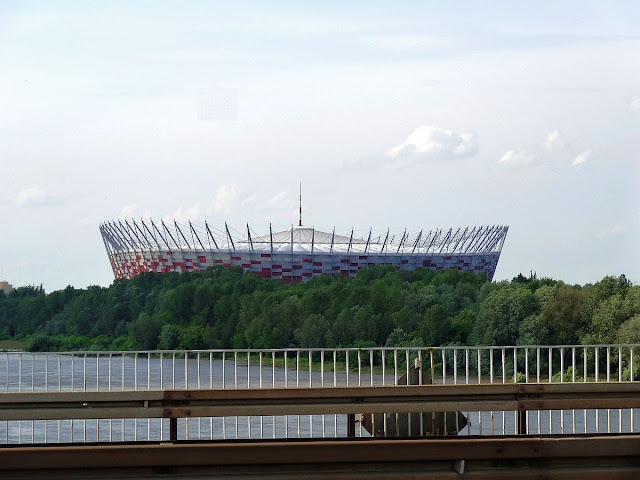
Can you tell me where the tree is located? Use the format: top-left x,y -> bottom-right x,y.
178,325 -> 207,350
419,304 -> 451,346
1,264 -> 636,352
450,308 -> 475,344
130,313 -> 162,350
616,314 -> 640,344
391,306 -> 420,332
581,275 -> 632,323
352,305 -> 377,343
294,314 -> 332,347
518,313 -> 551,345
158,324 -> 179,350
586,294 -> 631,344
543,285 -> 585,344
472,286 -> 538,345
333,307 -> 358,346
76,308 -> 95,336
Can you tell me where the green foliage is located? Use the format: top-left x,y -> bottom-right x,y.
109,336 -> 135,351
616,314 -> 640,344
514,371 -> 526,383
158,324 -> 179,350
551,366 -> 583,383
177,325 -> 207,349
588,294 -> 629,343
582,280 -> 639,344
542,285 -> 585,344
0,326 -> 10,340
27,333 -> 52,352
472,286 -> 537,345
294,314 -> 332,347
518,313 -> 551,346
420,304 -> 451,346
621,362 -> 640,381
385,328 -> 409,347
130,313 -> 163,350
450,308 -> 475,344
0,268 -> 637,351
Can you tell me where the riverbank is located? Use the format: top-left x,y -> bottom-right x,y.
0,339 -> 27,351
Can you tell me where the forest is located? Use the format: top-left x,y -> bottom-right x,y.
0,266 -> 638,352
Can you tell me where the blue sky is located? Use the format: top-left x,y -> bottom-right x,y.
1,1 -> 639,291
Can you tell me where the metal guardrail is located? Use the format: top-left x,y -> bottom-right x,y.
1,344 -> 639,443
2,383 -> 640,419
1,383 -> 640,439
3,436 -> 640,479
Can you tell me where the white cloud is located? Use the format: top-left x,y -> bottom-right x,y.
119,204 -> 151,219
267,191 -> 293,208
542,130 -> 565,150
15,186 -> 57,208
571,150 -> 591,168
164,204 -> 200,223
498,149 -> 535,166
596,225 -> 627,239
501,131 -> 590,170
387,126 -> 478,161
240,194 -> 258,207
208,184 -> 239,214
629,94 -> 640,112
120,204 -> 138,218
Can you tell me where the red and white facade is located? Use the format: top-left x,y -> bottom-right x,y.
100,221 -> 508,282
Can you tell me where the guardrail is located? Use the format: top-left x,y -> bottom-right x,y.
3,436 -> 640,479
1,344 -> 639,443
3,383 -> 640,419
2,383 -> 639,441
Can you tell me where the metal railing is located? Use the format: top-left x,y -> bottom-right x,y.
3,382 -> 639,433
1,344 -> 639,443
4,435 -> 640,479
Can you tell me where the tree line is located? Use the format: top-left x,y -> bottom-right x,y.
0,266 -> 638,352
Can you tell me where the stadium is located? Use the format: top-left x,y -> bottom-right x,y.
99,219 -> 508,282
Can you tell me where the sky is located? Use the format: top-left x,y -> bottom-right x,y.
1,1 -> 639,292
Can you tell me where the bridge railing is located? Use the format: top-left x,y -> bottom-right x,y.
1,382 -> 640,444
1,344 -> 639,443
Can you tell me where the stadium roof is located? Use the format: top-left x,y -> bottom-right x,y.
100,220 -> 508,256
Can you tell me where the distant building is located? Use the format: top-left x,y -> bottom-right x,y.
0,281 -> 13,294
100,219 -> 508,282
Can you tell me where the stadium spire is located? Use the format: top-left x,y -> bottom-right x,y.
299,183 -> 302,227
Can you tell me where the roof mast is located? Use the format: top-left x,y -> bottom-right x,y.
298,182 -> 302,227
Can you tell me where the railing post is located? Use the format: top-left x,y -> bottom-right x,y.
517,409 -> 527,435
170,417 -> 178,441
347,414 -> 356,437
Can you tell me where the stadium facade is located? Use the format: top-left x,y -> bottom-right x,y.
99,219 -> 508,282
